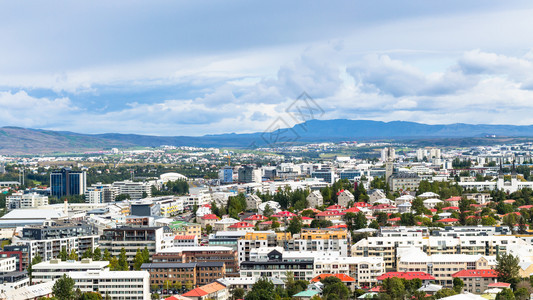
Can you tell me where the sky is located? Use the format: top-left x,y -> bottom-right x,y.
2,1 -> 533,136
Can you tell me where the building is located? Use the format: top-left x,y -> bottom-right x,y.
306,191 -> 323,208
6,192 -> 48,210
1,245 -> 29,271
245,194 -> 262,211
337,190 -> 354,207
219,167 -> 233,184
376,272 -> 435,286
86,183 -> 117,204
141,262 -> 225,288
311,170 -> 335,184
154,246 -> 239,277
112,180 -> 152,199
182,281 -> 229,300
169,221 -> 202,240
14,221 -> 99,261
240,249 -> 314,281
69,270 -> 150,300
451,269 -> 498,294
50,168 -> 87,198
32,258 -> 109,284
388,172 -> 421,192
99,227 -> 164,264
238,166 -> 261,184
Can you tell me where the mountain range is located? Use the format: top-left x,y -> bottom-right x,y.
3,119 -> 533,154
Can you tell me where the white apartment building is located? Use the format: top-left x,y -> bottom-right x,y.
32,258 -> 109,284
6,192 -> 48,210
69,270 -> 150,300
337,190 -> 355,207
112,180 -> 152,199
0,257 -> 17,273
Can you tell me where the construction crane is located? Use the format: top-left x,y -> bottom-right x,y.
226,155 -> 231,166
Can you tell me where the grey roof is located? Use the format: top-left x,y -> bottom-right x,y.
1,209 -> 65,220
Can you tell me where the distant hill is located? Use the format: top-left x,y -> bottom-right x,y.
3,119 -> 533,154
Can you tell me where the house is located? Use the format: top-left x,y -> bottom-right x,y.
227,222 -> 254,232
444,196 -> 461,207
199,214 -> 219,228
182,282 -> 229,300
451,269 -> 498,294
436,218 -> 459,225
337,190 -> 355,207
243,214 -> 268,226
245,195 -> 262,211
213,217 -> 240,232
311,273 -> 356,290
368,189 -> 387,204
423,198 -> 443,209
397,202 -> 411,213
307,191 -> 324,208
316,210 -> 345,222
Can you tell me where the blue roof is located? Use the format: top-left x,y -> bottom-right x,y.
293,290 -> 319,297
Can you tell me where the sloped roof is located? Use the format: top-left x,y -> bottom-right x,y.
377,272 -> 435,281
452,269 -> 498,278
310,273 -> 355,283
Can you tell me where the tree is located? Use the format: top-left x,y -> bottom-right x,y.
109,256 -> 118,271
79,292 -> 103,300
496,288 -> 515,300
103,249 -> 111,262
400,213 -> 416,226
453,277 -> 464,294
245,277 -> 275,300
434,288 -> 457,299
231,287 -> 245,300
115,193 -> 131,201
173,281 -> 182,292
81,248 -> 93,260
133,249 -> 144,270
117,247 -> 128,271
52,274 -> 75,300
321,277 -> 350,300
68,249 -> 78,261
142,246 -> 150,263
287,216 -> 303,235
28,253 -> 42,284
411,198 -> 425,215
185,281 -> 193,291
93,247 -> 102,261
496,253 -> 520,284
150,284 -> 159,291
59,246 -> 68,261
380,277 -> 406,300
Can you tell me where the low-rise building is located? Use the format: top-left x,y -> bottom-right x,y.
451,269 -> 498,294
69,270 -> 150,300
32,258 -> 109,284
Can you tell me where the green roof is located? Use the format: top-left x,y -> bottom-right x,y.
293,291 -> 319,298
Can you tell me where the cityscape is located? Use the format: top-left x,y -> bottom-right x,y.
2,1 -> 533,300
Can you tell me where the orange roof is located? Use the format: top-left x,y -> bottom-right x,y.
437,218 -> 459,223
311,273 -> 355,283
327,224 -> 347,229
174,235 -> 196,240
182,282 -> 226,297
446,196 -> 461,201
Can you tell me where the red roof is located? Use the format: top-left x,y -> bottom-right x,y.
310,273 -> 355,283
277,211 -> 297,217
503,199 -> 516,204
343,207 -> 361,213
228,221 -> 254,228
488,282 -> 511,288
316,210 -> 345,217
369,286 -> 382,292
202,204 -> 212,208
244,214 -> 268,221
377,272 -> 435,281
437,218 -> 459,223
301,208 -> 322,213
446,196 -> 461,202
174,235 -> 196,240
388,217 -> 401,222
300,216 -> 314,220
354,202 -> 372,208
429,208 -> 437,213
201,214 -> 219,220
452,269 -> 498,278
442,206 -> 459,211
326,205 -> 346,211
519,205 -> 533,210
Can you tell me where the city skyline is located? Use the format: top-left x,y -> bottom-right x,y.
1,1 -> 533,136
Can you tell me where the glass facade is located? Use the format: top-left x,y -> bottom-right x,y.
50,168 -> 86,198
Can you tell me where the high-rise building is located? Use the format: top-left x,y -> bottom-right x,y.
219,166 -> 233,184
50,168 -> 86,198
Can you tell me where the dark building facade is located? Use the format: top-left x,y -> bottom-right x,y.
50,168 -> 86,198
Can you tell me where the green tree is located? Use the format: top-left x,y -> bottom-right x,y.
117,248 -> 128,271
68,249 -> 78,261
109,256 -> 118,271
133,249 -> 144,270
93,247 -> 102,261
81,248 -> 93,260
496,253 -> 520,284
496,288 -> 515,300
103,249 -> 111,262
453,277 -> 464,294
79,292 -> 103,300
434,288 -> 457,299
115,193 -> 131,201
52,274 -> 75,300
142,246 -> 150,263
231,288 -> 245,300
381,277 -> 406,299
321,277 -> 350,300
400,213 -> 416,226
287,216 -> 303,235
245,277 -> 275,300
59,246 -> 68,261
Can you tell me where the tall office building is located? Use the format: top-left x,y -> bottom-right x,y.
50,168 -> 87,198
